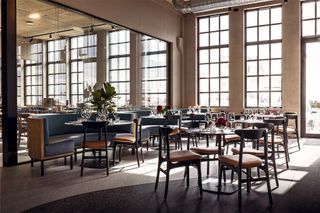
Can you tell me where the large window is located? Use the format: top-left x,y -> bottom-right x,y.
25,43 -> 43,105
141,35 -> 168,107
302,0 -> 320,37
198,14 -> 229,107
47,39 -> 67,104
70,34 -> 97,106
108,30 -> 130,107
245,6 -> 282,107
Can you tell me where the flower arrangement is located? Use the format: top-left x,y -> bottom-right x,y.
215,117 -> 228,128
156,105 -> 171,115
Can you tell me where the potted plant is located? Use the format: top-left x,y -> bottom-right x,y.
89,82 -> 117,113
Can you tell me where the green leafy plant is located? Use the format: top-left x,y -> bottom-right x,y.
90,82 -> 117,112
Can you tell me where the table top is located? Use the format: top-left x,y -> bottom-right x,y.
185,127 -> 235,135
229,119 -> 263,124
65,120 -> 133,126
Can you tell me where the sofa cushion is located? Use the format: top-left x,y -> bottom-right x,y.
45,140 -> 74,157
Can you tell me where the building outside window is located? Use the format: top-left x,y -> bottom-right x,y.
245,6 -> 282,107
141,35 -> 168,107
25,42 -> 43,105
47,39 -> 67,104
198,14 -> 230,107
108,30 -> 130,107
70,34 -> 97,106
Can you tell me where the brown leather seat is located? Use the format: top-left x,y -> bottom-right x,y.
278,126 -> 295,134
224,134 -> 241,143
259,135 -> 284,144
170,150 -> 201,162
231,147 -> 264,157
81,140 -> 110,149
191,146 -> 221,155
219,154 -> 262,169
113,135 -> 135,143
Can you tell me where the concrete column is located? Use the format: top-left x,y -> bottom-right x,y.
229,9 -> 244,113
96,30 -> 107,88
182,13 -> 197,107
282,0 -> 300,113
130,32 -> 141,107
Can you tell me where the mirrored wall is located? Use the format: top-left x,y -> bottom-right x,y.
0,0 -> 170,164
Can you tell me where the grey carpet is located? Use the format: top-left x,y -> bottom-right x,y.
25,159 -> 320,213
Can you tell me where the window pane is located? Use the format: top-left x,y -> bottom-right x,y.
302,2 -> 315,20
199,18 -> 209,33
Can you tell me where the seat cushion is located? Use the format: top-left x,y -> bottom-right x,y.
170,150 -> 201,162
113,135 -> 136,144
224,134 -> 241,143
219,154 -> 262,169
260,135 -> 284,144
231,147 -> 264,157
45,140 -> 74,157
190,146 -> 221,155
49,133 -> 99,147
81,140 -> 110,149
278,126 -> 297,134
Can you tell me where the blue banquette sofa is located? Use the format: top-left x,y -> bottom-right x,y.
27,112 -> 143,175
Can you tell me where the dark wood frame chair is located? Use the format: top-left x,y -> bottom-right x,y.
112,119 -> 144,167
155,126 -> 203,200
218,128 -> 273,209
81,121 -> 110,177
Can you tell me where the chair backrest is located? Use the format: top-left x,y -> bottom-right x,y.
164,114 -> 181,128
235,128 -> 268,167
284,112 -> 298,128
82,121 -> 108,141
254,122 -> 274,132
264,118 -> 287,134
159,126 -> 173,160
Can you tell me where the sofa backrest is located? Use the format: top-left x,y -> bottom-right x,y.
32,113 -> 84,136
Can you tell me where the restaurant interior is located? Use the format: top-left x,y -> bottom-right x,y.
1,0 -> 320,212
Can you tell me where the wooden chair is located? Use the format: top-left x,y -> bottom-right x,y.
279,112 -> 300,150
155,126 -> 203,200
218,128 -> 273,209
112,119 -> 144,167
81,121 -> 110,177
263,118 -> 289,169
232,122 -> 279,188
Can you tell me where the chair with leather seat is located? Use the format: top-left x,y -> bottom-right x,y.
231,122 -> 279,188
81,121 -> 110,177
155,126 -> 203,200
279,112 -> 300,150
263,118 -> 289,169
112,119 -> 143,167
218,128 -> 273,209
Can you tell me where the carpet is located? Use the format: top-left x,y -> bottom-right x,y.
24,174 -> 320,213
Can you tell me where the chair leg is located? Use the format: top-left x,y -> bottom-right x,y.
197,161 -> 203,198
64,156 -> 67,165
217,164 -> 223,199
31,159 -> 34,167
265,168 -> 273,206
296,131 -> 301,150
155,161 -> 161,191
140,146 -> 144,163
164,169 -> 170,200
70,155 -> 73,170
272,156 -> 279,187
74,148 -> 78,162
238,169 -> 242,209
186,166 -> 190,187
106,147 -> 109,176
119,146 -> 122,162
113,145 -> 117,166
80,147 -> 85,177
284,145 -> 290,169
206,158 -> 210,176
40,160 -> 44,176
135,144 -> 140,167
246,168 -> 251,193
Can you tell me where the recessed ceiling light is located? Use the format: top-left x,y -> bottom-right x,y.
26,20 -> 35,25
28,13 -> 40,20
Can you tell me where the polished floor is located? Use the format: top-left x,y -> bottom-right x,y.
1,137 -> 319,212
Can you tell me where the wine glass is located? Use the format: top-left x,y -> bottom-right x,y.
80,109 -> 86,121
244,109 -> 249,120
